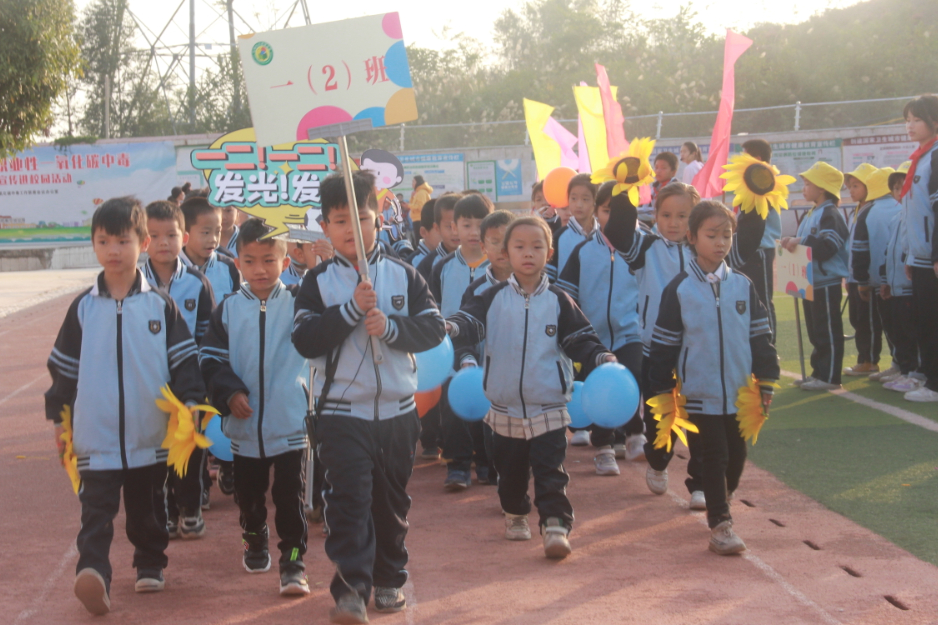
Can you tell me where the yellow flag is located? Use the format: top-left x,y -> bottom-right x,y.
523,98 -> 562,181
573,85 -> 617,173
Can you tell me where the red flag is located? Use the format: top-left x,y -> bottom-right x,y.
692,30 -> 752,198
596,64 -> 628,158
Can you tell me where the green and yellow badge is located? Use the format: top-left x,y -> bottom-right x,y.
252,41 -> 273,65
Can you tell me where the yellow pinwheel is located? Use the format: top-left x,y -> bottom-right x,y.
59,405 -> 81,494
157,385 -> 220,478
646,375 -> 699,453
735,375 -> 780,445
720,153 -> 796,219
591,137 -> 656,206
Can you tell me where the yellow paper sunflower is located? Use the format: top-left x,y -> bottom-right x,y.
591,137 -> 656,206
646,375 -> 699,453
720,153 -> 797,219
157,385 -> 220,478
735,375 -> 780,445
59,405 -> 81,494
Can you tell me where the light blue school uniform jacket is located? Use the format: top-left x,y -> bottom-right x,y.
143,257 -> 215,342
796,199 -> 849,289
901,142 -> 938,270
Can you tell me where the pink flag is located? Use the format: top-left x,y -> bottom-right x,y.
577,115 -> 590,173
543,116 -> 579,171
595,64 -> 628,158
692,30 -> 752,198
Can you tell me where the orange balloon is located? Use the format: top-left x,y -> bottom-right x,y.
543,166 -> 577,209
415,387 -> 442,418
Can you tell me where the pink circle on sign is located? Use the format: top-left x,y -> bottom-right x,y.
382,12 -> 402,39
296,106 -> 353,141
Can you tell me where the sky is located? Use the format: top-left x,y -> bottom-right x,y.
75,0 -> 863,55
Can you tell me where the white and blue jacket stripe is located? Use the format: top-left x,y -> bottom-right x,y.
852,195 -> 901,288
415,242 -> 450,283
143,257 -> 215,342
200,281 -> 308,459
448,273 -> 613,420
221,225 -> 240,258
648,260 -> 779,416
430,247 -> 491,318
292,246 -> 446,421
45,270 -> 205,471
557,229 -> 641,351
180,248 -> 241,303
901,142 -> 938,269
882,211 -> 914,297
407,240 -> 432,268
279,260 -> 307,287
796,199 -> 850,289
546,216 -> 599,282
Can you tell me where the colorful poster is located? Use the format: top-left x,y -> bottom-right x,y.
842,134 -> 916,171
496,159 -> 524,200
0,141 -> 175,244
192,128 -> 339,238
238,13 -> 417,148
770,139 -> 841,194
467,161 -> 496,202
774,241 -> 814,301
391,153 -> 465,197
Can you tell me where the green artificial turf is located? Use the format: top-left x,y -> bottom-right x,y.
748,293 -> 938,564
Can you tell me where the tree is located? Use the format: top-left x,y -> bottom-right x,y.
0,0 -> 81,157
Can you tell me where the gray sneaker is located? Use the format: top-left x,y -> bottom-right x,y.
330,592 -> 368,624
709,520 -> 746,555
374,586 -> 406,613
542,518 -> 572,559
645,466 -> 668,495
593,448 -> 620,476
689,490 -> 706,510
504,513 -> 532,541
74,568 -> 110,615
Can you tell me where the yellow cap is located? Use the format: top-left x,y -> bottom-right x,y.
800,161 -> 844,197
896,160 -> 911,174
864,167 -> 893,200
845,162 -> 879,187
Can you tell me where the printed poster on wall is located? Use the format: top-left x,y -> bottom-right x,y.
391,153 -> 465,197
467,161 -> 496,202
842,134 -> 916,172
495,159 -> 524,200
770,139 -> 841,193
0,141 -> 176,244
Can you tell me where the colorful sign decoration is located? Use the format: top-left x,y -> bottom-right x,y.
774,241 -> 814,301
238,13 -> 418,148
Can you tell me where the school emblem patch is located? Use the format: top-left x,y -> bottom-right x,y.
184,299 -> 196,311
391,295 -> 405,310
251,41 -> 273,65
736,300 -> 747,315
545,324 -> 557,337
149,320 -> 162,334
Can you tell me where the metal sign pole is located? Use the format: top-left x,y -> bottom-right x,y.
793,296 -> 806,382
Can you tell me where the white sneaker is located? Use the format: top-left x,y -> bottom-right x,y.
570,430 -> 590,446
884,376 -> 923,392
709,521 -> 746,555
646,466 -> 668,495
593,448 -> 620,475
800,379 -> 842,391
792,376 -> 815,387
613,443 -> 626,459
689,490 -> 707,510
542,518 -> 572,559
904,387 -> 938,403
624,434 -> 647,462
504,513 -> 532,541
869,364 -> 900,381
879,371 -> 904,383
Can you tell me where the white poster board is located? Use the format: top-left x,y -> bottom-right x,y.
842,134 -> 916,171
467,161 -> 496,202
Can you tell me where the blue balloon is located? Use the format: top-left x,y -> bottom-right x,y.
447,367 -> 490,421
582,363 -> 640,429
205,416 -> 233,462
415,335 -> 454,392
567,381 -> 591,428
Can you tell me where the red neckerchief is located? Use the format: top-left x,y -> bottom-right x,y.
900,136 -> 937,199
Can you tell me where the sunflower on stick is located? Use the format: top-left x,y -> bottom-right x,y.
646,375 -> 699,453
591,137 -> 656,206
157,385 -> 220,478
720,153 -> 796,220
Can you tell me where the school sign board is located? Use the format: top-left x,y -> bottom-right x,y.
774,241 -> 814,301
842,134 -> 917,171
391,153 -> 466,197
238,13 -> 418,149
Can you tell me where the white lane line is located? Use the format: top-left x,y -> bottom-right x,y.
0,373 -> 46,409
403,579 -> 418,625
12,542 -> 78,624
780,369 -> 938,434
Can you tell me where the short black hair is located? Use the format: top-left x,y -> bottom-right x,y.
655,151 -> 678,171
413,175 -> 426,186
361,149 -> 404,187
420,198 -> 436,229
688,200 -> 736,239
236,217 -> 287,254
433,192 -> 461,226
180,196 -> 221,231
92,196 -> 148,241
903,94 -> 938,131
888,171 -> 907,191
822,190 -> 841,205
169,186 -> 182,201
320,170 -> 378,222
181,182 -> 192,193
146,200 -> 185,231
531,180 -> 544,200
595,181 -> 617,209
480,210 -> 515,241
742,139 -> 773,163
454,194 -> 493,222
567,173 -> 596,199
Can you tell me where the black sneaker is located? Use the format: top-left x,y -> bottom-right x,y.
167,515 -> 180,539
134,568 -> 165,593
218,463 -> 236,495
279,563 -> 309,596
74,568 -> 110,615
330,592 -> 368,624
200,486 -> 211,511
374,586 -> 406,613
179,507 -> 206,539
243,526 -> 271,573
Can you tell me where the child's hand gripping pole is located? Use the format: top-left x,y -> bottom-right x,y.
337,134 -> 384,365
